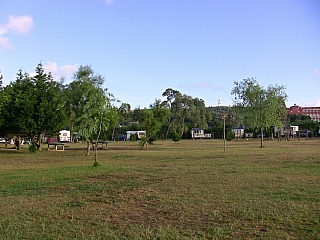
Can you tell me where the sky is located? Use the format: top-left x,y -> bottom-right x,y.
1,0 -> 320,109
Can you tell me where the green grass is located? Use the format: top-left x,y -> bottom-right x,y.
0,139 -> 319,239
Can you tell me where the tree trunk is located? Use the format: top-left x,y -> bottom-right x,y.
16,135 -> 21,150
35,133 -> 42,151
260,129 -> 264,148
165,119 -> 171,140
85,137 -> 90,156
111,127 -> 115,141
94,122 -> 102,164
306,129 -> 308,140
141,134 -> 152,149
180,118 -> 185,138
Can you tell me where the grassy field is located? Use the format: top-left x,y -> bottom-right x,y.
0,138 -> 319,239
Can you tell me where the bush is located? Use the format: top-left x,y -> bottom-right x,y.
28,142 -> 38,153
93,161 -> 101,167
130,134 -> 137,141
139,137 -> 148,149
226,131 -> 235,141
172,133 -> 181,142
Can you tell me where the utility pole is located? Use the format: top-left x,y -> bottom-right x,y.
218,100 -> 226,152
223,114 -> 226,152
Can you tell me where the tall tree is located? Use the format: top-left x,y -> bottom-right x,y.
1,65 -> 66,150
189,97 -> 207,139
162,88 -> 180,139
139,99 -> 168,149
118,103 -> 131,126
0,72 -> 8,129
0,70 -> 31,149
178,94 -> 193,137
231,78 -> 287,147
65,66 -> 116,157
32,64 -> 67,149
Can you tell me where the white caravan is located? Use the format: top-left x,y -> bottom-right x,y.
126,130 -> 146,140
59,130 -> 71,142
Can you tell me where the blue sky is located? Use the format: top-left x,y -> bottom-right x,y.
1,0 -> 320,109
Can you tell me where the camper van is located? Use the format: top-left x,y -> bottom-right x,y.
232,127 -> 244,138
191,128 -> 211,139
126,130 -> 146,140
59,130 -> 71,142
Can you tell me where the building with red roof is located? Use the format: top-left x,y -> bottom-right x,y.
287,105 -> 320,122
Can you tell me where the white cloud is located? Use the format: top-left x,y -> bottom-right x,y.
0,15 -> 34,48
312,100 -> 320,107
0,27 -> 8,35
59,64 -> 78,76
105,0 -> 114,5
43,62 -> 58,73
303,100 -> 320,107
0,36 -> 10,48
42,62 -> 78,81
5,15 -> 34,34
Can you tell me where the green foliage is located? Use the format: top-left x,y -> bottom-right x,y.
226,130 -> 235,141
292,119 -> 316,132
139,101 -> 168,148
189,97 -> 208,133
172,132 -> 181,142
138,137 -> 148,149
28,141 -> 38,153
0,73 -> 8,128
162,89 -> 212,139
64,65 -> 117,156
0,64 -> 67,149
231,78 -> 287,147
130,134 -> 137,141
93,161 -> 101,167
288,114 -> 311,122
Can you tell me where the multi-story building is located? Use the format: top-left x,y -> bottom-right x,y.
287,104 -> 320,122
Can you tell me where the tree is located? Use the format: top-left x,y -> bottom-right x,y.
65,66 -> 116,158
162,88 -> 180,139
287,114 -> 311,123
0,72 -> 8,129
231,78 -> 287,147
179,94 -> 193,137
189,97 -> 207,139
139,99 -> 168,149
1,65 -> 67,150
32,64 -> 67,150
118,103 -> 131,126
1,70 -> 34,149
166,93 -> 193,138
108,105 -> 121,140
162,89 -> 212,139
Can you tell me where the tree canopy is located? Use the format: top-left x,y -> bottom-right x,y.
231,78 -> 288,147
2,64 -> 320,153
0,64 -> 67,150
64,65 -> 117,156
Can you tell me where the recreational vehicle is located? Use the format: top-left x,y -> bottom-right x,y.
274,125 -> 299,138
191,128 -> 211,139
59,130 -> 71,142
232,127 -> 244,138
126,130 -> 146,140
